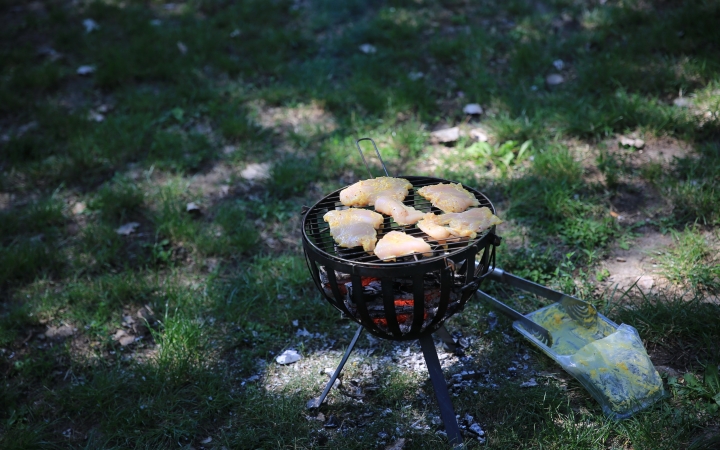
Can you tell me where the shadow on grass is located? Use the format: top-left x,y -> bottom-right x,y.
3,0 -> 720,448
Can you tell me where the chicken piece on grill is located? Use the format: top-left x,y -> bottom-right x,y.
374,231 -> 432,261
416,182 -> 479,213
416,213 -> 452,243
323,208 -> 384,252
374,196 -> 425,225
436,207 -> 502,239
339,177 -> 412,207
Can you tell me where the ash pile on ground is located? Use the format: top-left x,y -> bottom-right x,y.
237,316 -> 545,447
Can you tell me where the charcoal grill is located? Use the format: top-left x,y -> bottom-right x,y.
301,139 -> 500,447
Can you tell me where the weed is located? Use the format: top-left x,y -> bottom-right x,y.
269,155 -> 318,198
656,227 -> 720,294
89,175 -> 144,222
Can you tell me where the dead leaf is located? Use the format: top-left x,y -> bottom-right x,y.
463,104 -> 483,115
116,222 -> 140,235
177,41 -> 188,55
469,128 -> 488,142
76,65 -> 96,75
430,127 -> 460,143
113,329 -> 135,346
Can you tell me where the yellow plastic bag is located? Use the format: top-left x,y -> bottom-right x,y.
514,304 -> 665,419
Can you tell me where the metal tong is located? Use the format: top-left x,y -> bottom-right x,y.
475,267 -> 599,347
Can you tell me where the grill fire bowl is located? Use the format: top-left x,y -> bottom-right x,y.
302,176 -> 499,341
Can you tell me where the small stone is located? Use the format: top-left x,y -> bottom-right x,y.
83,18 -> 100,33
408,71 -> 424,81
486,311 -> 498,331
469,128 -> 488,142
177,41 -> 188,55
324,415 -> 340,428
463,103 -> 483,115
552,59 -> 564,70
46,325 -> 74,339
200,437 -> 212,444
150,19 -> 162,26
230,29 -> 241,38
36,333 -> 46,341
520,378 -> 539,388
431,127 -> 460,143
619,136 -> 645,149
76,65 -> 96,75
72,202 -> 86,215
186,202 -> 201,214
616,257 -> 627,262
240,162 -> 271,180
359,43 -> 377,54
87,110 -> 105,122
469,423 -> 485,436
276,349 -> 301,365
116,222 -> 140,235
546,73 -> 564,85
673,97 -> 692,108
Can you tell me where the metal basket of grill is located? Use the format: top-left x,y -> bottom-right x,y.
302,144 -> 500,341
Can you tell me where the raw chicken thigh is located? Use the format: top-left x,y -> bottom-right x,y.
435,207 -> 502,239
374,231 -> 432,261
416,213 -> 452,243
323,208 -> 384,252
374,196 -> 425,225
416,183 -> 479,213
339,177 -> 412,207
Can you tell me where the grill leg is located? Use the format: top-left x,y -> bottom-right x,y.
419,334 -> 463,448
307,325 -> 363,409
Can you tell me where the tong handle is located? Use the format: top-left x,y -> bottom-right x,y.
474,290 -> 552,346
356,138 -> 390,178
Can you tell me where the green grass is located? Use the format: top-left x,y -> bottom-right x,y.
1,0 -> 720,448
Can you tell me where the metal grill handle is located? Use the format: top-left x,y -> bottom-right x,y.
356,138 -> 390,178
